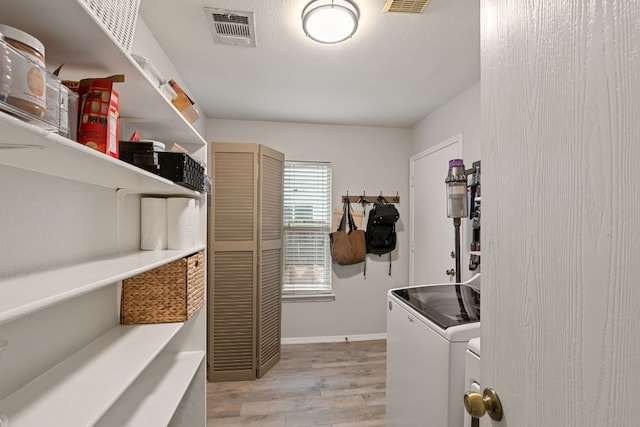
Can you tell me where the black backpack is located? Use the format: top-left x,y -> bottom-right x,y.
365,197 -> 399,275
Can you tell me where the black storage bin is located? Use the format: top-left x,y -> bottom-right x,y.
156,152 -> 205,192
119,141 -> 158,166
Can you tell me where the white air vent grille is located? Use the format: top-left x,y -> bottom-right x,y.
382,0 -> 431,14
205,8 -> 256,47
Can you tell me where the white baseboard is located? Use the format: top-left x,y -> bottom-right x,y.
281,333 -> 386,345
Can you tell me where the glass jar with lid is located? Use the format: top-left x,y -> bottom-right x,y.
0,24 -> 46,118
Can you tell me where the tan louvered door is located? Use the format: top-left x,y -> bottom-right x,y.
209,143 -> 258,381
208,143 -> 284,382
256,145 -> 284,378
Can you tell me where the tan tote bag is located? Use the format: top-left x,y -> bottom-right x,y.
329,199 -> 366,265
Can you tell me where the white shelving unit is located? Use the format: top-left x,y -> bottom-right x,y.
0,323 -> 184,426
95,351 -> 205,427
0,1 -> 208,426
0,0 -> 206,153
0,247 -> 205,327
0,114 -> 201,195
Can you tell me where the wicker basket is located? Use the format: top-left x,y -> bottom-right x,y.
121,251 -> 205,324
81,0 -> 140,52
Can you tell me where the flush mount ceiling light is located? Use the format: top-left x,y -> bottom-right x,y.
302,0 -> 360,44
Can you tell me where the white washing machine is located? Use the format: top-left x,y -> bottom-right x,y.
386,276 -> 481,427
464,337 -> 481,427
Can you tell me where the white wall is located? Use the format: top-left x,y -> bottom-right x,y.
411,81 -> 480,159
0,166 -> 118,276
207,119 -> 411,340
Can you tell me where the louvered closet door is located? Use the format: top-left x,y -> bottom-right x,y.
209,143 -> 284,382
209,143 -> 258,382
257,145 -> 284,378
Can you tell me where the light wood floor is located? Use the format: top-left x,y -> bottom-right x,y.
206,339 -> 387,427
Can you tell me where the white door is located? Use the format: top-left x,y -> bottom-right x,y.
479,1 -> 640,426
410,135 -> 461,285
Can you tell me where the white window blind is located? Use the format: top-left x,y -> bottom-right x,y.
282,161 -> 332,295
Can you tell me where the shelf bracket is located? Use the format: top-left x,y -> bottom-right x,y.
116,188 -> 141,253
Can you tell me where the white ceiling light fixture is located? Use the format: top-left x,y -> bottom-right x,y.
302,0 -> 360,44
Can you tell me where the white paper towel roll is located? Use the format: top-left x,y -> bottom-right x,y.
167,197 -> 197,250
140,197 -> 167,250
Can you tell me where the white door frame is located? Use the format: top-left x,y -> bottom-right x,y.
409,134 -> 463,285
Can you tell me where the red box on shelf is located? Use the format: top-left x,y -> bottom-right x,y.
77,79 -> 120,158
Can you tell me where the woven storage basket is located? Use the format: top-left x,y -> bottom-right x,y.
121,251 -> 205,324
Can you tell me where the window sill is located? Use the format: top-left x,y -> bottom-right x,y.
282,294 -> 335,303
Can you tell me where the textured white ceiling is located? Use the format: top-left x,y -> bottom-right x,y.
140,0 -> 479,128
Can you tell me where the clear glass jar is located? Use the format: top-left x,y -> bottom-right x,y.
0,24 -> 46,118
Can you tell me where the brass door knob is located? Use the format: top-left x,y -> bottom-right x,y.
464,388 -> 503,421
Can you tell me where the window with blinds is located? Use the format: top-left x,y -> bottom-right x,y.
282,161 -> 332,295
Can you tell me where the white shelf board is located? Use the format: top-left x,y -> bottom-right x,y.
0,114 -> 200,195
0,323 -> 183,427
0,247 -> 205,326
0,0 -> 206,148
95,351 -> 205,427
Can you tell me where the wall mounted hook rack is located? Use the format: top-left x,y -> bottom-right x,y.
341,192 -> 400,204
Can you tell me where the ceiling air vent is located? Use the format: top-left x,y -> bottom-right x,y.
205,8 -> 256,47
382,0 -> 431,14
